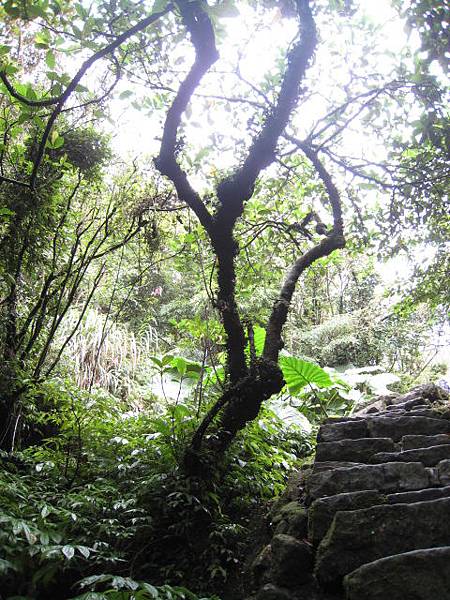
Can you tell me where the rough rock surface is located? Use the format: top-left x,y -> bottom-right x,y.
315,438 -> 395,463
306,461 -> 430,502
315,497 -> 450,588
248,383 -> 450,600
270,534 -> 313,587
344,547 -> 450,600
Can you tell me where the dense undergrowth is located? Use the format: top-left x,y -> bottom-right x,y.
0,378 -> 314,600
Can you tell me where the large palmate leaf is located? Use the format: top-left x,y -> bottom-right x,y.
279,356 -> 334,395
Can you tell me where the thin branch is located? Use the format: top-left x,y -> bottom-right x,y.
28,4 -> 172,189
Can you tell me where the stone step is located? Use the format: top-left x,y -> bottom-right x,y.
314,497 -> 450,589
372,443 -> 450,467
375,408 -> 444,419
308,490 -> 384,547
306,461 -> 432,503
323,416 -> 365,424
315,437 -> 395,464
317,420 -> 368,442
366,416 -> 450,442
387,400 -> 431,411
344,547 -> 450,600
402,433 -> 450,450
387,485 -> 450,505
312,461 -> 361,473
318,415 -> 450,443
308,486 -> 450,547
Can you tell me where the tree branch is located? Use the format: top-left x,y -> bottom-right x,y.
26,5 -> 172,189
154,0 -> 218,231
264,144 -> 345,362
215,0 -> 317,227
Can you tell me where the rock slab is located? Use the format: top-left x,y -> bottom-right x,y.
315,497 -> 450,588
344,547 -> 450,600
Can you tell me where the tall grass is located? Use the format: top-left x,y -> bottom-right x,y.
53,307 -> 158,397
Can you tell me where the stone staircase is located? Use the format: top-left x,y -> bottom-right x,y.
248,384 -> 450,600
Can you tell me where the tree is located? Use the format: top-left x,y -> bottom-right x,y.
0,0 -> 446,467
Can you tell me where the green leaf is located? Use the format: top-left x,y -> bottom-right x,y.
119,90 -> 133,100
0,207 -> 14,218
279,356 -> 334,395
171,356 -> 188,376
46,50 -> 56,69
0,557 -> 17,573
62,545 -> 75,560
28,4 -> 47,18
4,1 -> 21,17
35,31 -> 51,49
22,522 -> 37,545
245,325 -> 266,360
253,326 -> 266,356
139,582 -> 159,597
77,545 -> 91,558
207,0 -> 240,18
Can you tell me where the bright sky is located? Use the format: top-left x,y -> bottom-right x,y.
108,0 -> 413,161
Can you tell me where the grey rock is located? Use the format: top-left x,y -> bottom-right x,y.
316,438 -> 395,464
378,408 -> 443,419
308,490 -> 384,546
315,497 -> 450,588
312,461 -> 362,473
387,485 -> 450,504
317,420 -> 368,442
407,409 -> 445,418
372,443 -> 450,467
344,547 -> 450,600
256,584 -> 296,600
366,415 -> 450,441
323,416 -> 365,424
402,433 -> 450,450
270,534 -> 313,587
438,459 -> 450,485
306,461 -> 430,502
273,502 -> 308,539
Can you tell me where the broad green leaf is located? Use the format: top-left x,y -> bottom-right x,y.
46,50 -> 56,69
279,356 -> 334,395
0,207 -> 14,217
253,326 -> 266,356
0,557 -> 16,573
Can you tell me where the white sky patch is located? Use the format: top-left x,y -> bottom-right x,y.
107,0 -> 411,163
